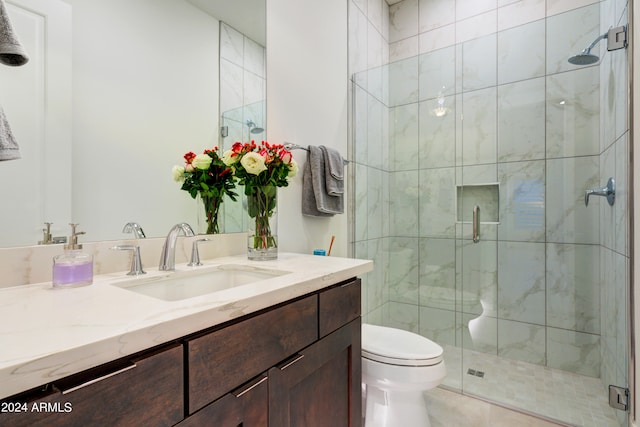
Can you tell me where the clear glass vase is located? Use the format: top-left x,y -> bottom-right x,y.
196,193 -> 222,235
246,185 -> 277,260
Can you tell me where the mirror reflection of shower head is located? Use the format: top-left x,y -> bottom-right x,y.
568,32 -> 607,65
246,120 -> 264,134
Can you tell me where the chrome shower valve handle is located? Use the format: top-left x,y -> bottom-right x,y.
585,177 -> 615,206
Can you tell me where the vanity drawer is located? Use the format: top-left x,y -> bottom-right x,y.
0,343 -> 184,427
187,295 -> 318,414
178,373 -> 268,426
319,278 -> 361,337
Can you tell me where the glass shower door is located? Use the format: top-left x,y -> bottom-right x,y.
351,1 -> 630,425
455,3 -> 629,426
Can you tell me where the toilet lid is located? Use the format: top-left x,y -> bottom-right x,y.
362,324 -> 443,367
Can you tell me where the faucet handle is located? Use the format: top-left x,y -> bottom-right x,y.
188,238 -> 210,267
111,245 -> 146,276
65,223 -> 86,250
585,177 -> 615,206
38,222 -> 53,245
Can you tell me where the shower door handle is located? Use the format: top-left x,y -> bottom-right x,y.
585,177 -> 615,206
472,205 -> 480,243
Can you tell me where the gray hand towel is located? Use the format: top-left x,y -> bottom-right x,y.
302,146 -> 343,216
0,0 -> 27,161
0,105 -> 20,161
0,0 -> 28,66
302,149 -> 333,217
319,145 -> 344,196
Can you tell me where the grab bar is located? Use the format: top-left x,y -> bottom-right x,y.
472,205 -> 480,243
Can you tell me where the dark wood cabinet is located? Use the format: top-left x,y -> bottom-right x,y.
186,295 -> 318,414
177,374 -> 268,427
269,318 -> 361,427
1,277 -> 362,427
184,278 -> 362,426
0,343 -> 183,427
319,279 -> 361,337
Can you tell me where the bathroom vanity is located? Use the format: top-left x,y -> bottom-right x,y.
0,253 -> 372,426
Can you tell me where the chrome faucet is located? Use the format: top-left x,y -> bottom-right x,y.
159,223 -> 195,271
123,222 -> 146,239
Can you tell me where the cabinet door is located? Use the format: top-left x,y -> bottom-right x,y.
187,295 -> 317,414
0,344 -> 184,427
269,318 -> 361,427
178,374 -> 268,427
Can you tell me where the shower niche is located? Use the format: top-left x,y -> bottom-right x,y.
455,183 -> 500,224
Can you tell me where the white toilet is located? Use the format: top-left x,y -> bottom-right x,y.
361,323 -> 446,427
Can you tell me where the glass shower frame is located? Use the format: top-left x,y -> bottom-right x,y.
351,2 -> 632,426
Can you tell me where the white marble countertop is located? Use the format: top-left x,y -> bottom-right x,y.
0,253 -> 373,400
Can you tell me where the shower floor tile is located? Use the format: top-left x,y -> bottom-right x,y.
425,387 -> 565,427
440,344 -> 622,427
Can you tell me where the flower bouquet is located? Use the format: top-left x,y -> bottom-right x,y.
222,141 -> 298,260
173,147 -> 237,234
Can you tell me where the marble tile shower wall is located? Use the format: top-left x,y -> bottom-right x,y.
218,22 -> 265,233
219,22 -> 265,141
352,0 -> 629,388
349,0 -> 392,325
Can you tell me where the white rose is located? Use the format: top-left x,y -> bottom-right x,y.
192,154 -> 212,170
240,151 -> 268,175
287,159 -> 299,178
221,149 -> 237,166
172,165 -> 185,182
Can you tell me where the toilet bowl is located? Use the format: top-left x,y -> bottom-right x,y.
362,324 -> 446,427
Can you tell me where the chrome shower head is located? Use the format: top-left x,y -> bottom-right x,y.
246,120 -> 264,134
568,32 -> 607,65
568,52 -> 600,65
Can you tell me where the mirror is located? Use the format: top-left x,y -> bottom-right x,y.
0,0 -> 265,247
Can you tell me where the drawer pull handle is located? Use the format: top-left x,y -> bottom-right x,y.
279,354 -> 305,371
234,376 -> 268,398
62,363 -> 137,395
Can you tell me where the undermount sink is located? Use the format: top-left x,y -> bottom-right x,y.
112,264 -> 290,302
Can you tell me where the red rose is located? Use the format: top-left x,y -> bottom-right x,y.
279,150 -> 292,164
231,142 -> 244,154
184,151 -> 197,164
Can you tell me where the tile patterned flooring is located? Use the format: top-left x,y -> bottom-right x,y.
425,388 -> 565,427
438,345 -> 623,427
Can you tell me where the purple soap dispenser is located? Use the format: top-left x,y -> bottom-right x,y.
52,223 -> 93,288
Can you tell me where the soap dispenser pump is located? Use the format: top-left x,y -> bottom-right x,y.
52,223 -> 93,288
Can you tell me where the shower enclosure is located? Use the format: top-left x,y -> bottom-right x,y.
351,1 -> 630,426
218,21 -> 266,233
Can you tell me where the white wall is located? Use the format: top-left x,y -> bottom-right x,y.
0,0 -> 72,247
267,0 -> 349,257
66,0 -> 220,241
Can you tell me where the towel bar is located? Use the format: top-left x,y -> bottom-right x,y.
283,142 -> 349,164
